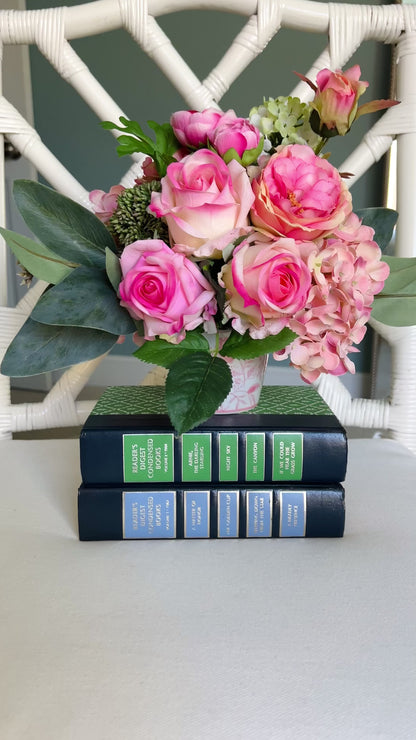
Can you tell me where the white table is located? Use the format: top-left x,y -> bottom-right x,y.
1,437 -> 415,739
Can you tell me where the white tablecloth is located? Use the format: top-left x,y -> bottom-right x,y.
1,437 -> 415,739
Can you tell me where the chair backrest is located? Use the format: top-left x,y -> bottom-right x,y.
0,0 -> 415,451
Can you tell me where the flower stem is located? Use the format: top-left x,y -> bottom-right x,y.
314,137 -> 329,156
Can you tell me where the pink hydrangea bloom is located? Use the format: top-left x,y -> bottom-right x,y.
89,185 -> 125,222
118,239 -> 217,340
250,144 -> 352,240
272,214 -> 390,381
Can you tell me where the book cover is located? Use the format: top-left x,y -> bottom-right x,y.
79,385 -> 348,485
78,483 -> 346,540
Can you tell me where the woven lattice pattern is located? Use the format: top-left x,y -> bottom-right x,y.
1,0 -> 416,450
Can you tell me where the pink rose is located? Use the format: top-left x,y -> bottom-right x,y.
149,148 -> 254,258
118,239 -> 217,339
220,233 -> 313,337
210,117 -> 263,166
170,108 -> 225,149
250,144 -> 352,240
89,185 -> 125,222
312,65 -> 369,136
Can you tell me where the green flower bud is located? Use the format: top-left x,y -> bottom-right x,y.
108,181 -> 169,250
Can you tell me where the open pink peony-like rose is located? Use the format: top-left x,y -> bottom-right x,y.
118,239 -> 217,339
220,232 -> 314,337
250,144 -> 352,240
89,185 -> 125,222
149,148 -> 254,258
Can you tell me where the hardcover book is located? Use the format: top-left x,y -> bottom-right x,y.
78,483 -> 346,540
79,385 -> 348,485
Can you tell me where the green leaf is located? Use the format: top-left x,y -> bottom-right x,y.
380,256 -> 416,295
133,331 -> 210,368
105,247 -> 122,292
371,296 -> 416,326
30,266 -> 136,335
115,136 -> 154,158
101,117 -> 154,146
0,227 -> 76,284
1,317 -> 117,377
102,117 -> 178,176
13,180 -> 117,268
165,353 -> 233,434
221,328 -> 297,359
355,207 -> 398,251
147,121 -> 177,155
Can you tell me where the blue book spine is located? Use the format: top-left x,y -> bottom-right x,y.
78,485 -> 345,540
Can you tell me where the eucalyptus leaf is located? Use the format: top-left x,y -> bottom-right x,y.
0,227 -> 76,284
13,180 -> 117,268
381,256 -> 416,295
1,317 -> 117,377
221,328 -> 297,359
30,266 -> 136,335
355,207 -> 398,251
105,247 -> 122,292
133,331 -> 210,368
371,296 -> 416,326
165,353 -> 233,434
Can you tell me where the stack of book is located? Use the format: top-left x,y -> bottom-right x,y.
78,385 -> 347,540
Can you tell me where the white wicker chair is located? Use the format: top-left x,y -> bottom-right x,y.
0,0 -> 415,451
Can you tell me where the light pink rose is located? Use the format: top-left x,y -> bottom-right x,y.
89,185 -> 125,222
210,117 -> 263,166
170,108 -> 226,149
149,148 -> 254,258
118,239 -> 217,339
250,144 -> 352,240
220,233 -> 313,336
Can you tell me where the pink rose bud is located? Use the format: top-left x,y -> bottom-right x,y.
251,144 -> 352,240
312,65 -> 369,136
210,117 -> 263,166
297,65 -> 398,137
170,108 -> 225,149
89,185 -> 125,222
118,239 -> 217,340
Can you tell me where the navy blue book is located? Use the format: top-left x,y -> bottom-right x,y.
79,385 -> 348,486
78,483 -> 346,540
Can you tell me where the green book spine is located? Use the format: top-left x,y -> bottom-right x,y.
79,386 -> 348,485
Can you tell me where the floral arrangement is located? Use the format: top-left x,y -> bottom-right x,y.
1,65 -> 408,434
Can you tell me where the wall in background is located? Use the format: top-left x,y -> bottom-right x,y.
24,0 -> 392,376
